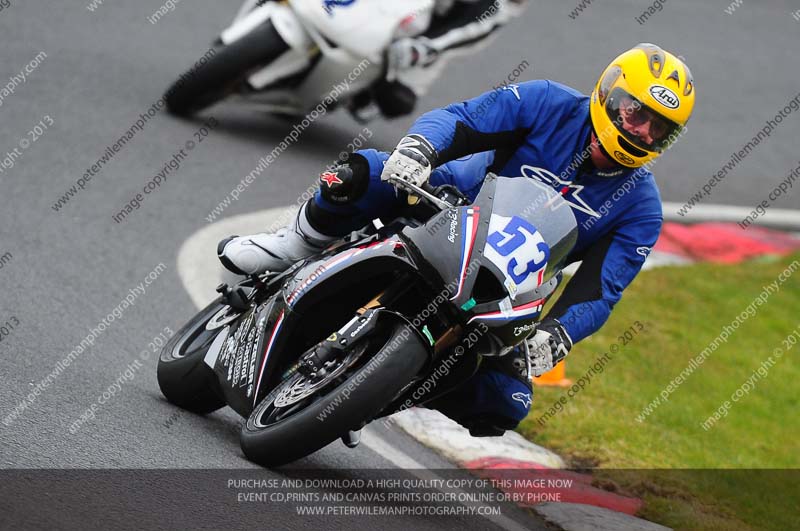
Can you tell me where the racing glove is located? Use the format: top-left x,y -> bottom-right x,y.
526,319 -> 573,377
380,134 -> 438,187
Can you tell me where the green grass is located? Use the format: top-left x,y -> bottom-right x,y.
517,254 -> 800,530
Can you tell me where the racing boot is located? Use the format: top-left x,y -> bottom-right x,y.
218,202 -> 336,275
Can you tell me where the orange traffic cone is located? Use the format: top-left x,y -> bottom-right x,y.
532,361 -> 572,387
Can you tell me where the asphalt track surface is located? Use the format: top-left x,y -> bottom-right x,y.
0,0 -> 797,529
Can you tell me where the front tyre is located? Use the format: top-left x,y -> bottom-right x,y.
157,299 -> 228,414
240,322 -> 429,467
164,22 -> 290,116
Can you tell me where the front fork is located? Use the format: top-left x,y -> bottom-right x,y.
288,307 -> 432,381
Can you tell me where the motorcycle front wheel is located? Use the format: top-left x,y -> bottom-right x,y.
240,320 -> 429,467
157,299 -> 228,414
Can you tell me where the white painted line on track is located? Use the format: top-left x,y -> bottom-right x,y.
663,202 -> 800,230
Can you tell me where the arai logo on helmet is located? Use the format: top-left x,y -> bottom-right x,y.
614,151 -> 636,165
649,85 -> 680,109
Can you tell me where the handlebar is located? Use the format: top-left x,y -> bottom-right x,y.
386,175 -> 459,211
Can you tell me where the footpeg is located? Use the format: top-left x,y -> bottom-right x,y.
216,283 -> 250,311
341,429 -> 361,448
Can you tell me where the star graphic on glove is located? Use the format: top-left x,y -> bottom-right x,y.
520,165 -> 600,218
320,171 -> 343,187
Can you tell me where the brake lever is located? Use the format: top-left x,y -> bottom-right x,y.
386,175 -> 452,211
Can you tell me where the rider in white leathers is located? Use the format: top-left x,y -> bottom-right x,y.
354,0 -> 528,117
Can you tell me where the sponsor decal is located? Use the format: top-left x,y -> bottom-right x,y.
247,313 -> 267,397
513,322 -> 536,337
233,337 -> 244,385
614,151 -> 636,166
323,0 -> 356,16
596,168 -> 625,178
224,312 -> 255,382
636,246 -> 652,257
649,85 -> 680,109
396,134 -> 433,155
320,171 -> 343,187
502,84 -> 521,100
450,207 -> 481,300
286,240 -> 404,307
447,210 -> 458,244
504,277 -> 519,301
349,312 -> 376,338
511,391 -> 532,408
468,298 -> 545,324
253,310 -> 286,405
521,165 -> 600,218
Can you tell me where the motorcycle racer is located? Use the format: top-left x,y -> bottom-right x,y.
369,0 -> 528,118
253,0 -> 525,119
219,44 -> 695,435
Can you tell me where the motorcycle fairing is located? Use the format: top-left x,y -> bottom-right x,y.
212,297 -> 283,416
450,206 -> 482,302
470,176 -> 578,345
283,237 -> 415,312
214,174 -> 578,412
401,193 -> 493,312
221,236 -> 420,412
403,174 -> 578,348
250,303 -> 287,410
289,0 -> 434,59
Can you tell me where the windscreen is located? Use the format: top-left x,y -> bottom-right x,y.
481,176 -> 578,295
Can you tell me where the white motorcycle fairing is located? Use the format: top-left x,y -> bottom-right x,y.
289,0 -> 433,59
218,0 -> 434,113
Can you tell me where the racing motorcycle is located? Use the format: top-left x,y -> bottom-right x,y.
157,174 -> 577,467
164,0 -> 434,119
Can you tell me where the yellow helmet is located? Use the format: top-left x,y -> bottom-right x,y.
590,43 -> 695,168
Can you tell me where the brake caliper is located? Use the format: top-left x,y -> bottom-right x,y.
296,309 -> 382,379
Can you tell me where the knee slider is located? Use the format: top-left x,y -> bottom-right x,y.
463,414 -> 519,437
319,154 -> 370,205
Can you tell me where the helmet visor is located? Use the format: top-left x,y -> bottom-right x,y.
605,88 -> 683,153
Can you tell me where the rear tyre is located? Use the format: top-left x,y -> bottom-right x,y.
240,321 -> 428,467
157,299 -> 228,414
164,22 -> 290,116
